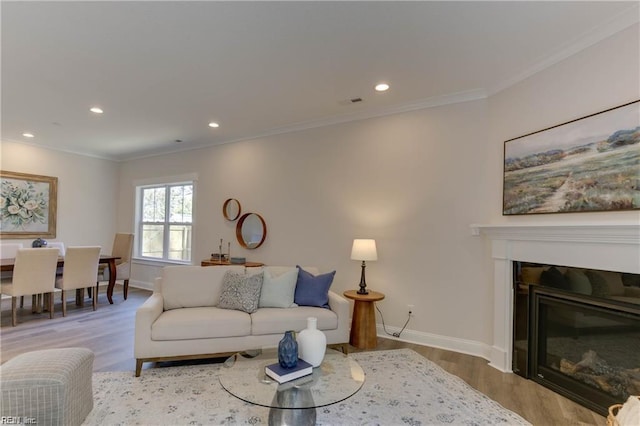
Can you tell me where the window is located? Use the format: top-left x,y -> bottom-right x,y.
136,181 -> 193,262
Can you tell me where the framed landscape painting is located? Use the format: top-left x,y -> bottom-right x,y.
503,100 -> 640,215
0,171 -> 57,238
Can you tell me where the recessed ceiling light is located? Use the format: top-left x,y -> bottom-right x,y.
208,122 -> 220,128
90,107 -> 104,114
22,132 -> 35,138
374,83 -> 390,92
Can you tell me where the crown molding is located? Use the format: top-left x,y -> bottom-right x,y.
488,3 -> 639,96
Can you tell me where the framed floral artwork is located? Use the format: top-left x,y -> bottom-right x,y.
0,171 -> 57,238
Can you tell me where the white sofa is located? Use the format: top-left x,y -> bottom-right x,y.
134,265 -> 350,376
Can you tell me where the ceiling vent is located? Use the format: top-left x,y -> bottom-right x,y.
339,97 -> 364,106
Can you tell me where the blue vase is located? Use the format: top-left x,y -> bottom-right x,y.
32,238 -> 47,248
278,331 -> 298,368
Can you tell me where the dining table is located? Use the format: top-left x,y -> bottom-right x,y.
1,255 -> 122,304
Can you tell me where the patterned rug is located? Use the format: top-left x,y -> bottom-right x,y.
83,349 -> 530,425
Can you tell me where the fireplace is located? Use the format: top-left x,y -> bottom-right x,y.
514,267 -> 640,415
472,223 -> 640,413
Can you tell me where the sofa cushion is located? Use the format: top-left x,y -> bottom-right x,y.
585,270 -> 611,298
218,271 -> 263,313
564,269 -> 592,295
264,266 -> 319,276
593,270 -> 626,296
251,306 -> 338,336
259,267 -> 298,308
540,266 -> 570,291
161,265 -> 243,310
294,266 -> 335,308
152,307 -> 251,340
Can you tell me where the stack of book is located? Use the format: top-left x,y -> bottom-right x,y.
265,359 -> 313,383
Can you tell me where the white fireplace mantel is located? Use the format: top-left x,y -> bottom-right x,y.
472,222 -> 640,373
471,222 -> 640,244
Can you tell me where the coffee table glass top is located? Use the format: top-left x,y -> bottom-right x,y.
219,349 -> 365,409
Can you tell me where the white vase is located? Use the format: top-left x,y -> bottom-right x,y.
297,317 -> 327,367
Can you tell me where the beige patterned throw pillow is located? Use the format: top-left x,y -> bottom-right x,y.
218,270 -> 263,313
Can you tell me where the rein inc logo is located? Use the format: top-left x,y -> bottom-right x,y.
1,417 -> 37,424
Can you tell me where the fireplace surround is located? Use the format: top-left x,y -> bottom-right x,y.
472,223 -> 640,372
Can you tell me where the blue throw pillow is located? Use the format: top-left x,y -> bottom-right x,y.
294,266 -> 336,309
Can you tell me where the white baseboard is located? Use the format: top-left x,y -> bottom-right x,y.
376,323 -> 495,366
129,280 -> 154,291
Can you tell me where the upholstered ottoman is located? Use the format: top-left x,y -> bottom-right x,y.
0,347 -> 94,426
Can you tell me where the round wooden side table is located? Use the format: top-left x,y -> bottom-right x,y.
343,290 -> 385,349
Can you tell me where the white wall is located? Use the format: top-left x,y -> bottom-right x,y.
1,141 -> 119,253
119,99 -> 495,352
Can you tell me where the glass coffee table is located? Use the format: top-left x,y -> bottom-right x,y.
219,348 -> 365,425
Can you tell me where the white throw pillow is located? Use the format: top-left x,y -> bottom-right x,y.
259,267 -> 298,308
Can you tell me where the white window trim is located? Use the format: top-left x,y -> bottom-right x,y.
133,173 -> 197,265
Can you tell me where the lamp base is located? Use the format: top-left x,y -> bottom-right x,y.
357,261 -> 369,294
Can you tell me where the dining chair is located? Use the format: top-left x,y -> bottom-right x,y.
55,246 -> 101,316
0,242 -> 24,259
98,233 -> 134,299
0,243 -> 23,281
0,248 -> 59,326
46,241 -> 66,279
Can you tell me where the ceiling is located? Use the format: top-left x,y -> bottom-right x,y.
2,1 -> 637,161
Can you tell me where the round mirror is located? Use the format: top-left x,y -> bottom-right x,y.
236,213 -> 267,249
223,199 -> 241,221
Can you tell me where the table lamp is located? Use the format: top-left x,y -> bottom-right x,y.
351,239 -> 377,295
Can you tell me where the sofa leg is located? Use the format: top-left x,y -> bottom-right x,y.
135,359 -> 143,377
124,279 -> 129,300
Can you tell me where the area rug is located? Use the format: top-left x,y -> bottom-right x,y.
83,349 -> 530,425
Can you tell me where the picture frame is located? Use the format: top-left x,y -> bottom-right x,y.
1,171 -> 58,239
503,100 -> 639,215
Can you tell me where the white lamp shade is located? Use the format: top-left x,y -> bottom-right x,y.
351,239 -> 377,261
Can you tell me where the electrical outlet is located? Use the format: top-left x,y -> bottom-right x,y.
408,304 -> 415,316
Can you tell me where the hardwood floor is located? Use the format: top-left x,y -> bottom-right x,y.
0,286 -> 604,425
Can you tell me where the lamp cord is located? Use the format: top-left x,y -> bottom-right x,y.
375,305 -> 411,338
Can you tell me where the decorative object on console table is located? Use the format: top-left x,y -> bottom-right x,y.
297,317 -> 327,367
201,259 -> 264,267
343,290 -> 385,349
351,239 -> 377,295
278,330 -> 298,369
0,171 -> 58,239
265,358 -> 313,384
31,237 -> 48,247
